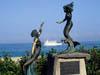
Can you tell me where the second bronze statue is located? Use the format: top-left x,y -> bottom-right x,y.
56,2 -> 80,50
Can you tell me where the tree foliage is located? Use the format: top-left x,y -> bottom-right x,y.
0,56 -> 21,75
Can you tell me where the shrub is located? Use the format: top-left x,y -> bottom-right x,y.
0,56 -> 22,75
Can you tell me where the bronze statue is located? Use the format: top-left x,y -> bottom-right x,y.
23,22 -> 44,75
56,2 -> 80,50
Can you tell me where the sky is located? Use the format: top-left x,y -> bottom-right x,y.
0,0 -> 100,43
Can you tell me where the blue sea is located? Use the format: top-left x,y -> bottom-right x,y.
0,41 -> 100,57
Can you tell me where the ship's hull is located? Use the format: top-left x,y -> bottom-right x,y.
44,40 -> 62,46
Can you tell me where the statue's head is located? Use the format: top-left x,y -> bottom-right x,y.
31,29 -> 39,38
63,2 -> 74,13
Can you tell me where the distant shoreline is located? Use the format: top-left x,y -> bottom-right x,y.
0,41 -> 100,57
0,57 -> 22,62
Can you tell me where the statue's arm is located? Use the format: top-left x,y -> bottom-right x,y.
23,48 -> 39,69
39,22 -> 44,35
23,56 -> 34,67
63,14 -> 67,22
56,14 -> 67,24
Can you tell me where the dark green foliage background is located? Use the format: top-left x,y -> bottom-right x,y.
0,56 -> 21,75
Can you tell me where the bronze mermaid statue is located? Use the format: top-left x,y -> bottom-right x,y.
56,2 -> 80,50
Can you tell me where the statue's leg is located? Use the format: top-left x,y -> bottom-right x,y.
63,35 -> 74,51
63,22 -> 73,51
68,22 -> 76,51
67,21 -> 73,41
64,21 -> 74,50
64,21 -> 73,40
68,21 -> 80,47
67,35 -> 74,50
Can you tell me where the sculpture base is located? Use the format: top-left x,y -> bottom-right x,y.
53,53 -> 90,75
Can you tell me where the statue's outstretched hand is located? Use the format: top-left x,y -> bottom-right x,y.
40,22 -> 44,27
56,21 -> 63,24
39,22 -> 44,34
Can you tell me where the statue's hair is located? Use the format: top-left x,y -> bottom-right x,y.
63,2 -> 74,12
31,29 -> 39,37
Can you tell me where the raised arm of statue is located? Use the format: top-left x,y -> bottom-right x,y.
39,22 -> 44,35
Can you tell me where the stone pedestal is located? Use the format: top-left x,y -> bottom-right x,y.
53,53 -> 90,75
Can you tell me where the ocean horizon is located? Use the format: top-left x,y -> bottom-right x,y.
0,41 -> 100,57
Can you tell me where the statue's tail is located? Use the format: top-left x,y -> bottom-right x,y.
61,39 -> 80,48
73,41 -> 80,47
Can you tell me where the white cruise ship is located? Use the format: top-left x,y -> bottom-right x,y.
44,40 -> 62,46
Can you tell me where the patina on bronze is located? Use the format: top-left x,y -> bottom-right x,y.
56,2 -> 80,51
